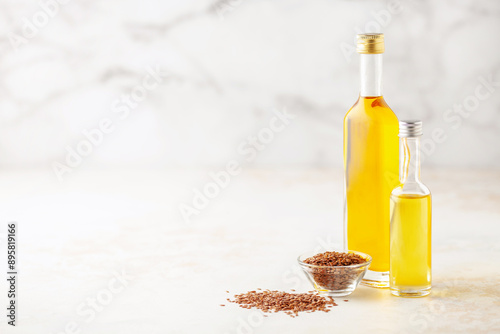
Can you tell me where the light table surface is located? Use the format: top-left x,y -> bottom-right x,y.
0,169 -> 499,333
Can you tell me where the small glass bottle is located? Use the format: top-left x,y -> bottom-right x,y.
390,120 -> 432,297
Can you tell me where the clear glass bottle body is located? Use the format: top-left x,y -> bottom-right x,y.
344,53 -> 399,288
390,136 -> 432,297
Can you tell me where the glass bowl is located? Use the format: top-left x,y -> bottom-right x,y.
298,250 -> 372,297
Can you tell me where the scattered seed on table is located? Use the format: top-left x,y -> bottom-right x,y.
227,290 -> 337,317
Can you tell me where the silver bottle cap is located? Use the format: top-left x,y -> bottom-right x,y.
399,120 -> 423,137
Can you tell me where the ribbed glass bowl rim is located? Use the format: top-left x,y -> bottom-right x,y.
297,250 -> 372,269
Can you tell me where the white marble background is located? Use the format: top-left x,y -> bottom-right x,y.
0,0 -> 499,173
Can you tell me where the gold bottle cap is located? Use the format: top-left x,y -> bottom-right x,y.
356,33 -> 385,54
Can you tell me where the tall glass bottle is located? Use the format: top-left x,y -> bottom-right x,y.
344,33 -> 399,288
390,120 -> 432,297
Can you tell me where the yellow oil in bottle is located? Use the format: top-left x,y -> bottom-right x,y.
390,193 -> 432,293
344,96 -> 399,273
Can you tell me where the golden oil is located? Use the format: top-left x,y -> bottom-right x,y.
344,96 -> 399,277
390,194 -> 431,293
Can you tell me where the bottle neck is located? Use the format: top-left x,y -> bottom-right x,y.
360,54 -> 383,97
400,137 -> 421,184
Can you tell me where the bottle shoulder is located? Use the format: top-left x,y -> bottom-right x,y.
391,182 -> 431,198
345,96 -> 398,121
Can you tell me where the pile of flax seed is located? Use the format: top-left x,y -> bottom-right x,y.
303,251 -> 368,291
225,289 -> 337,317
